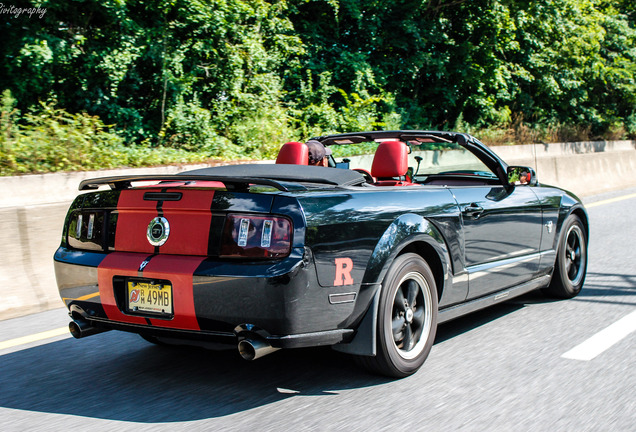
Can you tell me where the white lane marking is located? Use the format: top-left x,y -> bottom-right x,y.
562,309 -> 636,361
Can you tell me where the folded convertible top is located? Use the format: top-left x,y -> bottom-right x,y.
79,164 -> 366,191
183,164 -> 365,186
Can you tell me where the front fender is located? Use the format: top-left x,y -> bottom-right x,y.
554,190 -> 589,251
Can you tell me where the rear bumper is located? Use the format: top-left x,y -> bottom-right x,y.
68,306 -> 353,348
54,247 -> 358,348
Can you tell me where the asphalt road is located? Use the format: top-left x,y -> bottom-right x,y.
1,188 -> 635,431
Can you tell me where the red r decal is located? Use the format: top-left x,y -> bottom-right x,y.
334,257 -> 354,286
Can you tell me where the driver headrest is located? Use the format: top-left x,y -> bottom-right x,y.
371,141 -> 409,178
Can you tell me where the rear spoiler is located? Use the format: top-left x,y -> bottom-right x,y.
79,175 -> 304,192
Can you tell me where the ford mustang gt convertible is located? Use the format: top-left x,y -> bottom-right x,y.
54,130 -> 588,377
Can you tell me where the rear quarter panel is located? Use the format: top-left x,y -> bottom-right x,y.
297,186 -> 463,326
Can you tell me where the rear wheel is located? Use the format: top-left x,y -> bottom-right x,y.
544,214 -> 587,298
357,253 -> 438,378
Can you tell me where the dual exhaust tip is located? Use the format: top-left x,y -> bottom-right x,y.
68,318 -> 109,339
69,318 -> 279,361
238,338 -> 279,361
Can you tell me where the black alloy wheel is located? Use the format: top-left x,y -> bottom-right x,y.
544,214 -> 588,298
390,271 -> 432,359
357,253 -> 438,378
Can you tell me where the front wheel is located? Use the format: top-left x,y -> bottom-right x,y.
544,214 -> 588,299
357,253 -> 438,378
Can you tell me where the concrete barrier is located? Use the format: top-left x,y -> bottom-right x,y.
493,140 -> 636,196
0,203 -> 69,319
1,140 -> 635,320
0,163 -> 234,321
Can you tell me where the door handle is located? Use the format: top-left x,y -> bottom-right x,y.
462,204 -> 484,219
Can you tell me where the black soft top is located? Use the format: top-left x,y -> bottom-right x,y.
182,164 -> 366,187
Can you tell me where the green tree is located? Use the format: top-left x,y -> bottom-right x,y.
1,0 -> 636,176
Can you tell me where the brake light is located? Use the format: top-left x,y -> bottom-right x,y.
68,210 -> 106,251
220,214 -> 292,258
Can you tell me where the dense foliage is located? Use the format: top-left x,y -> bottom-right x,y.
1,0 -> 635,174
0,91 -> 217,175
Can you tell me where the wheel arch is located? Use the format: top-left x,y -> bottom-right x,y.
558,191 -> 589,242
395,242 -> 445,303
570,206 -> 589,240
360,213 -> 452,289
333,213 -> 451,357
551,204 -> 589,254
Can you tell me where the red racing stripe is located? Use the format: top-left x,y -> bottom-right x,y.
100,186 -> 214,330
97,252 -> 205,331
159,189 -> 214,256
143,255 -> 206,330
114,189 -> 156,254
98,252 -> 151,325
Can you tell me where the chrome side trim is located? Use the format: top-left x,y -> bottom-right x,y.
438,275 -> 550,324
467,250 -> 554,282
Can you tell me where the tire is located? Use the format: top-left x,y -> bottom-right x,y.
544,214 -> 587,299
357,253 -> 438,378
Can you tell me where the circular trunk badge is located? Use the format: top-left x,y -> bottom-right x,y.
147,217 -> 170,246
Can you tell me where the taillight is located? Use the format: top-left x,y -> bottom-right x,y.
220,214 -> 292,259
68,210 -> 107,251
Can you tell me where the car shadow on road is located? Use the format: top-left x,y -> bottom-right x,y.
0,331 -> 392,422
0,293 -> 547,423
573,272 -> 636,306
435,301 -> 525,344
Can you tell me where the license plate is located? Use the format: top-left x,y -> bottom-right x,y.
127,280 -> 173,315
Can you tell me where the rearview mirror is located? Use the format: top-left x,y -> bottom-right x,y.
507,166 -> 538,186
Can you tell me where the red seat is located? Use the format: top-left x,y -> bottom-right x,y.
275,142 -> 309,165
371,141 -> 414,186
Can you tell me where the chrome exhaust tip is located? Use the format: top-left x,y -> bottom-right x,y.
68,319 -> 108,339
238,338 -> 279,361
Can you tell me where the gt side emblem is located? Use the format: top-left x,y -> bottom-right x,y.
334,257 -> 354,286
147,217 -> 170,247
545,221 -> 554,233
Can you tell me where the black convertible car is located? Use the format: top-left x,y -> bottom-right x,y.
54,130 -> 588,377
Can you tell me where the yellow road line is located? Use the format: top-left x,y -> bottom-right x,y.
586,192 -> 636,208
0,327 -> 69,350
61,291 -> 100,303
77,292 -> 100,301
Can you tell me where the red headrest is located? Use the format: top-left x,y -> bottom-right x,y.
275,142 -> 309,165
371,141 -> 408,178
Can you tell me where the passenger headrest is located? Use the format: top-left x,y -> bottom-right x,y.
275,142 -> 309,165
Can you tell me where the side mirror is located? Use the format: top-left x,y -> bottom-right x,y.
507,166 -> 538,186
